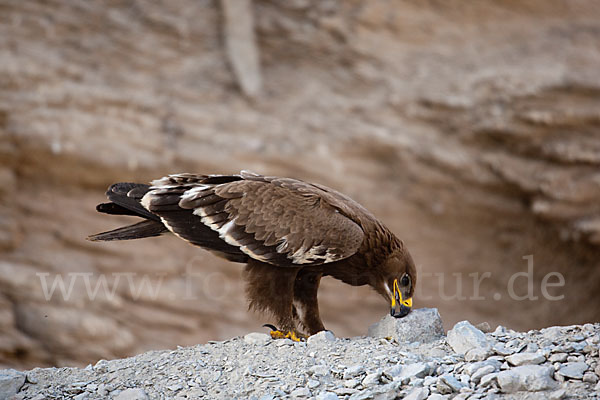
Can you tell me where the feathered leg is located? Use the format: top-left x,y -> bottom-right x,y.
293,269 -> 325,335
244,259 -> 301,339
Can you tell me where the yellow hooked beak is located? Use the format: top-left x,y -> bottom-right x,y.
390,278 -> 412,318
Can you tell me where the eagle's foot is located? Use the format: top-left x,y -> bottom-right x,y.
263,324 -> 305,342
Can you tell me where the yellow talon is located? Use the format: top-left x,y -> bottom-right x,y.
266,327 -> 305,342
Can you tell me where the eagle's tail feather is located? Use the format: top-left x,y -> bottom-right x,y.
103,183 -> 160,221
87,220 -> 168,242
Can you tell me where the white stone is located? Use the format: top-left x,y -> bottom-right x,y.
465,347 -> 491,361
244,332 -> 271,345
403,387 -> 429,400
315,392 -> 339,400
549,353 -> 568,363
307,330 -> 335,346
463,359 -> 501,376
505,352 -> 546,366
368,308 -> 444,343
0,369 -> 26,399
113,388 -> 149,400
479,372 -> 498,387
437,374 -> 465,393
557,362 -> 588,379
427,395 -> 446,400
447,321 -> 491,355
470,365 -> 496,384
307,379 -> 320,389
308,365 -> 330,377
397,362 -> 431,381
343,365 -> 365,379
291,387 -> 311,398
583,372 -> 599,383
344,379 -> 360,388
362,372 -> 381,386
497,365 -> 557,393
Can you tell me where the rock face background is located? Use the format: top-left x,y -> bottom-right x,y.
0,0 -> 599,369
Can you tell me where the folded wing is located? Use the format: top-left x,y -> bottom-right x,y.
142,172 -> 365,267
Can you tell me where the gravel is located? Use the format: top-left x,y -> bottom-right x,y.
4,309 -> 600,400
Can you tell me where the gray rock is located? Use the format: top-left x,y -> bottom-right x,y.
308,365 -> 330,377
505,352 -> 545,366
493,343 -> 515,356
344,379 -> 360,388
404,387 -> 429,400
291,387 -> 311,398
446,321 -> 491,355
436,374 -> 465,393
397,362 -> 431,382
315,392 -> 339,400
368,308 -> 444,343
470,365 -> 496,384
463,359 -> 501,376
113,388 -> 149,400
557,362 -> 588,379
0,369 -> 26,398
465,347 -> 491,361
582,372 -> 599,383
549,353 -> 568,363
497,365 -> 557,393
427,395 -> 446,400
362,372 -> 381,386
244,332 -> 272,345
334,387 -> 359,396
343,365 -> 365,379
479,372 -> 498,387
307,330 -> 336,346
548,388 -> 567,400
307,379 -> 320,389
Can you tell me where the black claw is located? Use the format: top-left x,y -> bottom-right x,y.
262,323 -> 278,331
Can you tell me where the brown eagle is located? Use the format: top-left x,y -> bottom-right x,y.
88,171 -> 416,340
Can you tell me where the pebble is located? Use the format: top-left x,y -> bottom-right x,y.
447,321 -> 491,355
505,352 -> 545,366
557,362 -> 588,379
113,388 -> 149,400
368,308 -> 444,343
470,365 -> 496,384
0,369 -> 26,398
307,331 -> 336,346
437,374 -> 465,393
307,379 -> 320,389
427,394 -> 446,400
582,372 -> 599,384
343,365 -> 365,379
308,365 -> 330,377
497,365 -> 557,393
549,353 -> 568,363
397,362 -> 431,382
361,372 -> 381,386
403,387 -> 429,400
315,392 -> 339,400
291,387 -> 311,398
344,379 -> 360,388
244,332 -> 272,345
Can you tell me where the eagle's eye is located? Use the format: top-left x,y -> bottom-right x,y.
401,273 -> 410,287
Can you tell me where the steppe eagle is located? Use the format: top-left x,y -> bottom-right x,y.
88,171 -> 416,340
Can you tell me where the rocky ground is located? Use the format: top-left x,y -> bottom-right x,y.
2,309 -> 599,400
1,0 -> 600,370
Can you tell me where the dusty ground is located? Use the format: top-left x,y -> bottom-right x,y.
0,0 -> 599,369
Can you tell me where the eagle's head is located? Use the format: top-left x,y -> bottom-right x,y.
376,247 -> 416,318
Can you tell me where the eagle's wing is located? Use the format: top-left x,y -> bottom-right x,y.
142,171 -> 365,267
